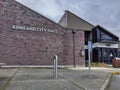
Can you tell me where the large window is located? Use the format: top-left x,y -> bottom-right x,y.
92,27 -> 118,43
100,32 -> 113,42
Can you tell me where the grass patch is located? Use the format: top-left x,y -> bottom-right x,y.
91,62 -> 109,67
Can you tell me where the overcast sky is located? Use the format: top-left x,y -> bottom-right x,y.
16,0 -> 120,38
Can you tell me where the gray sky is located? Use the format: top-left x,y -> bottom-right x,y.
16,0 -> 120,38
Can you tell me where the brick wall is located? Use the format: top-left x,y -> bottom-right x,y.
62,30 -> 85,66
0,0 -> 85,66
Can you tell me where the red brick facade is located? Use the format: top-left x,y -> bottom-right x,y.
0,0 -> 85,65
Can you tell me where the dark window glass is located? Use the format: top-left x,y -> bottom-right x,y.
85,49 -> 88,60
85,31 -> 91,45
97,28 -> 100,40
96,27 -> 116,42
101,32 -> 113,42
92,27 -> 118,43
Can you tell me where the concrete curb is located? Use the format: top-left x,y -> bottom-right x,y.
112,72 -> 120,75
100,73 -> 112,90
1,65 -> 74,69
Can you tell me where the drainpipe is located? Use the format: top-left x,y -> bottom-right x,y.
72,30 -> 76,67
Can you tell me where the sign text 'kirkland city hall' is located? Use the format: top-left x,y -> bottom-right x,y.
12,25 -> 57,33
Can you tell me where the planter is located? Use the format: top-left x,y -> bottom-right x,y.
112,60 -> 120,68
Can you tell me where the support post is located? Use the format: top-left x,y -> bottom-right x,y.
88,41 -> 92,77
72,30 -> 76,67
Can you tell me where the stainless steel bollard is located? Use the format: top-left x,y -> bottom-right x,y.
53,55 -> 58,79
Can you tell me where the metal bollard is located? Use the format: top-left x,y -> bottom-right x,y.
53,55 -> 58,79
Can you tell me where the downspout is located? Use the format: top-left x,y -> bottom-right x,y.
72,30 -> 76,67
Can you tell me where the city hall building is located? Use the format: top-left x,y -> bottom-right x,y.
0,0 -> 119,66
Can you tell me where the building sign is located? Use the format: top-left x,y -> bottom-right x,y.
88,41 -> 92,52
12,25 -> 57,33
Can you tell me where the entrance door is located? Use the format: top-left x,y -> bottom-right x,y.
93,48 -> 118,64
102,48 -> 117,64
109,50 -> 115,64
102,49 -> 108,63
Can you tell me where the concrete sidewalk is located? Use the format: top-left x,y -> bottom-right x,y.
0,68 -> 117,90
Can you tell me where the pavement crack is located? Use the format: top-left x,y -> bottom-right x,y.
58,74 -> 86,90
50,70 -> 86,90
0,69 -> 19,90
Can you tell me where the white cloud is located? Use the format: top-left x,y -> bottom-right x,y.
16,0 -> 120,38
17,0 -> 62,20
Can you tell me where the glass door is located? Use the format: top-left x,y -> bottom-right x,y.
102,48 -> 116,64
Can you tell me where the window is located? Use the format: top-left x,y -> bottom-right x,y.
92,26 -> 118,43
85,31 -> 91,45
97,28 -> 100,40
100,32 -> 113,42
96,27 -> 116,42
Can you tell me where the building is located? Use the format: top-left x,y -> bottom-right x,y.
59,10 -> 119,64
92,25 -> 119,64
117,41 -> 120,57
0,0 -> 119,66
0,0 -> 85,66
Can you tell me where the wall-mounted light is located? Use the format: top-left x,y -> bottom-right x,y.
80,49 -> 85,57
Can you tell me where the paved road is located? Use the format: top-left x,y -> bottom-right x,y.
107,75 -> 120,90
